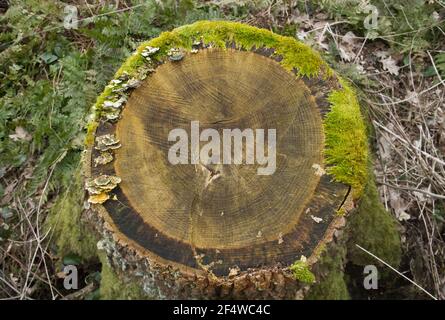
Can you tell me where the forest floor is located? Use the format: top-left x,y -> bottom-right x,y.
0,0 -> 444,299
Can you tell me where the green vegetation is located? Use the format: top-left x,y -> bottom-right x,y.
306,244 -> 350,300
346,172 -> 402,269
435,52 -> 445,79
290,260 -> 316,284
324,79 -> 368,198
46,167 -> 97,260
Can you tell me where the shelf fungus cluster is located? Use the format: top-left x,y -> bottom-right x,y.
87,45 -> 164,204
141,46 -> 160,62
86,174 -> 122,204
88,134 -> 123,204
167,47 -> 186,61
92,134 -> 120,167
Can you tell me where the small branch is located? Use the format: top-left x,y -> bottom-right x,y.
379,182 -> 445,200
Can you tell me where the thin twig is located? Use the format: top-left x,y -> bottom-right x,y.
355,244 -> 438,300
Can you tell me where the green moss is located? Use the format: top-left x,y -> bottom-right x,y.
108,20 -> 332,80
98,252 -> 146,300
163,21 -> 331,77
306,270 -> 350,300
306,243 -> 350,300
85,121 -> 98,146
324,80 -> 368,198
46,168 -> 97,260
290,260 -> 316,284
346,172 -> 402,269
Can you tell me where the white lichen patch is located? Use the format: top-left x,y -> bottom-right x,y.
103,109 -> 121,122
135,65 -> 155,80
123,78 -> 141,90
228,266 -> 240,277
140,46 -> 159,62
278,232 -> 284,244
142,46 -> 159,56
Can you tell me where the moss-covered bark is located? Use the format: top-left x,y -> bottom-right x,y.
305,234 -> 350,300
46,166 -> 97,261
98,252 -> 146,300
305,168 -> 401,299
346,173 -> 402,271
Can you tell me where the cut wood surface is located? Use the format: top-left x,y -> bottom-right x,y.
89,48 -> 349,277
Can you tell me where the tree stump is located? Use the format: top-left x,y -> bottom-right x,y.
84,21 -> 368,299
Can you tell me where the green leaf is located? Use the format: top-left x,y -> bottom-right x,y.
0,207 -> 13,220
62,253 -> 82,266
423,65 -> 436,77
85,288 -> 100,300
40,52 -> 58,64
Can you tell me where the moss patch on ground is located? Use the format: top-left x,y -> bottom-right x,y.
306,269 -> 350,300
